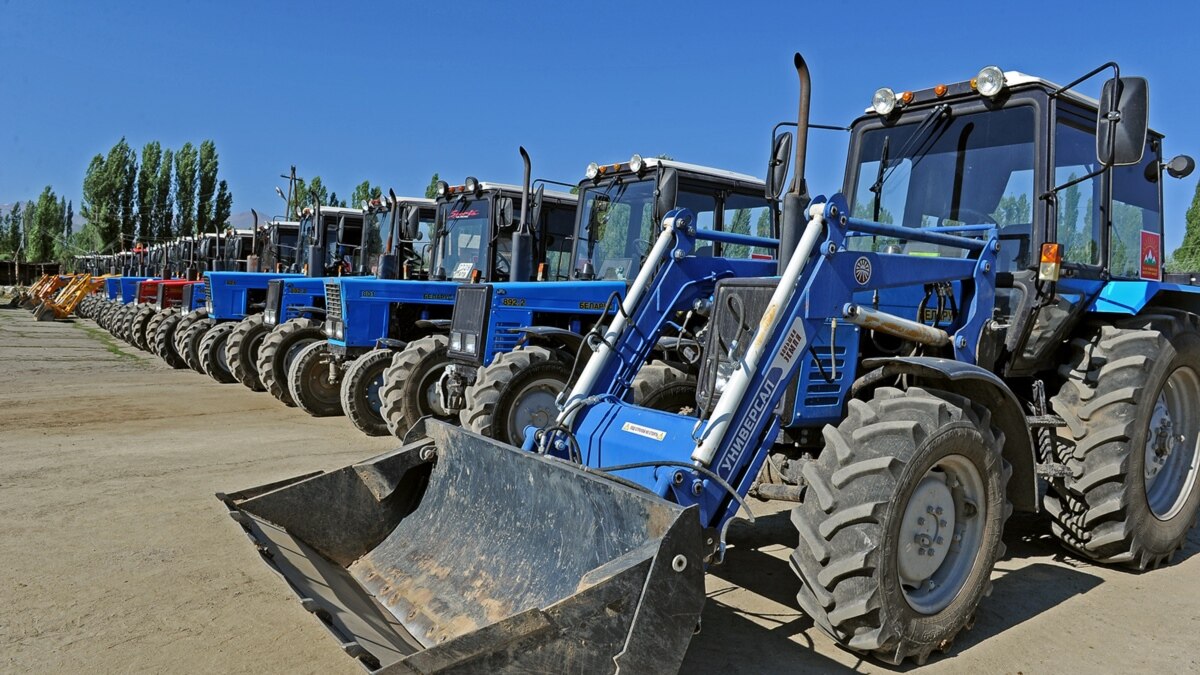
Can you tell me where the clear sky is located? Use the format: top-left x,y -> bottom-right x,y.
1,0 -> 1197,248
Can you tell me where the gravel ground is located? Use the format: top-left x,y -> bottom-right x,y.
0,303 -> 1197,674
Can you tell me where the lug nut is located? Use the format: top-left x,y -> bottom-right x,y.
940,519 -> 948,527
917,517 -> 925,526
935,506 -> 944,516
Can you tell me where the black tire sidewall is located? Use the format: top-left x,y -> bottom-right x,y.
876,423 -> 1006,648
400,341 -> 452,428
491,355 -> 572,446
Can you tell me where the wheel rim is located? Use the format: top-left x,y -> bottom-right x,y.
506,376 -> 564,444
362,363 -> 386,416
304,348 -> 339,404
283,338 -> 317,374
897,453 -> 986,614
419,363 -> 451,418
1144,366 -> 1200,520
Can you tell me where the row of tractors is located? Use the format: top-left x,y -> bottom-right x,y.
24,56 -> 1200,673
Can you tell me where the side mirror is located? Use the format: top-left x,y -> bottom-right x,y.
498,197 -> 515,228
767,131 -> 793,200
1097,76 -> 1149,167
1166,154 -> 1196,179
655,167 -> 678,222
404,205 -> 421,240
530,185 -> 545,231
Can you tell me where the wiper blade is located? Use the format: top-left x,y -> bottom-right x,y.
869,136 -> 890,222
876,103 -> 952,194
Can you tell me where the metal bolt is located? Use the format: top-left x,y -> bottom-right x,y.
917,517 -> 926,526
918,547 -> 927,555
673,471 -> 686,485
928,579 -> 937,589
935,506 -> 943,516
936,536 -> 944,545
927,505 -> 935,514
691,480 -> 704,496
992,240 -> 1001,252
927,548 -> 936,557
826,242 -> 838,255
940,519 -> 948,528
954,533 -> 962,542
673,249 -> 685,260
983,261 -> 992,273
955,335 -> 967,349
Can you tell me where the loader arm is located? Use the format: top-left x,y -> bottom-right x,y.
548,194 -> 999,532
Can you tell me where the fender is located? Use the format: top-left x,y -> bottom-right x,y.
513,326 -> 584,355
853,356 -> 1039,513
290,305 -> 327,319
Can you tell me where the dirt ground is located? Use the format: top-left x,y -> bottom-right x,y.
1,304 -> 1197,674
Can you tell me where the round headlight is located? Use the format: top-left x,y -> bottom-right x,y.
872,88 -> 897,116
975,66 -> 1005,98
586,162 -> 600,180
629,154 -> 644,173
464,176 -> 480,195
435,180 -> 448,198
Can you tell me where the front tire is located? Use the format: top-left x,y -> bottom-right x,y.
288,340 -> 343,417
256,318 -> 323,406
226,314 -> 270,391
460,346 -> 573,446
181,317 -> 216,373
199,321 -> 238,383
789,386 -> 1010,665
130,305 -> 157,351
380,335 -> 451,440
341,348 -> 395,436
631,362 -> 697,414
1047,311 -> 1200,569
153,311 -> 187,369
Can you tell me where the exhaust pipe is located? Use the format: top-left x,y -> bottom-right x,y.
509,146 -> 533,283
778,53 -> 812,275
247,209 -> 260,272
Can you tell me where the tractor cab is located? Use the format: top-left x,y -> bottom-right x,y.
258,219 -> 300,273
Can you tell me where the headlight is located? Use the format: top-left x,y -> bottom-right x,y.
585,162 -> 599,180
464,176 -> 480,195
335,323 -> 344,340
872,87 -> 897,116
974,66 -> 1005,98
629,154 -> 644,172
464,333 -> 478,355
436,180 -> 448,197
450,330 -> 463,352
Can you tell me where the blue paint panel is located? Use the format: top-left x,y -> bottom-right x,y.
204,271 -> 302,321
333,277 -> 460,349
1087,279 -> 1200,315
118,277 -> 151,303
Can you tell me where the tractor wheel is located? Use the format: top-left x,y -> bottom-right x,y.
1047,311 -> 1200,569
181,317 -> 216,373
341,348 -> 395,437
256,318 -> 323,407
109,305 -> 128,338
118,305 -> 138,342
153,312 -> 187,369
460,345 -> 573,446
789,386 -> 1010,665
380,336 -> 451,440
288,340 -> 343,417
631,362 -> 697,415
145,308 -> 175,356
199,322 -> 238,383
226,314 -> 270,391
173,308 -> 209,358
130,305 -> 157,351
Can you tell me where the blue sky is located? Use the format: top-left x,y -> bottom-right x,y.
1,0 -> 1197,249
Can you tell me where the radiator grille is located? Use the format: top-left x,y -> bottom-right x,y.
450,285 -> 490,335
325,282 -> 342,319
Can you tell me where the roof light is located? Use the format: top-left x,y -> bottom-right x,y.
900,90 -> 914,105
586,162 -> 599,180
435,180 -> 448,198
974,66 -> 1006,98
464,176 -> 480,195
872,88 -> 897,116
629,154 -> 644,173
934,84 -> 948,97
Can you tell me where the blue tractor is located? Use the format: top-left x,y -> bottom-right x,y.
288,154 -> 579,430
252,195 -> 432,406
380,156 -> 778,443
221,56 -> 1200,671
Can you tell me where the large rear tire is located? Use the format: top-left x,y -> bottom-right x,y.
460,346 -> 573,446
181,317 -> 216,373
153,311 -> 187,369
789,386 -> 1010,665
288,340 -> 343,417
1047,311 -> 1200,569
199,322 -> 238,383
145,308 -> 174,355
130,305 -> 157,351
341,348 -> 394,437
256,318 -> 323,406
380,335 -> 451,440
226,314 -> 270,391
631,362 -> 697,415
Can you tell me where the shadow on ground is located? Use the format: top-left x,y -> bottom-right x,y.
683,509 -> 1107,673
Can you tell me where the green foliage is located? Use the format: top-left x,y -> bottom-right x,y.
991,193 -> 1030,226
350,180 -> 383,209
306,176 -> 329,207
136,142 -> 162,241
9,202 -> 22,256
1172,180 -> 1200,272
30,186 -> 60,260
425,173 -> 440,199
174,143 -> 198,236
154,148 -> 174,241
196,140 -> 219,236
213,180 -> 233,227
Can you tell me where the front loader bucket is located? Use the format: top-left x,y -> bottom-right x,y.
219,421 -> 706,674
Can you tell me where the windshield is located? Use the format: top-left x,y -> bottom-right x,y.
849,105 -> 1036,269
433,198 -> 490,280
276,227 -> 298,266
575,178 -> 656,280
